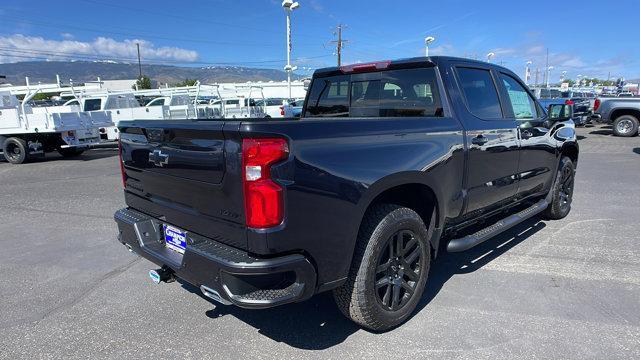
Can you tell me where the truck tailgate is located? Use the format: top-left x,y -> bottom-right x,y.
118,120 -> 248,249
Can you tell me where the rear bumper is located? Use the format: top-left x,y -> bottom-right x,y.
114,208 -> 317,308
590,114 -> 605,123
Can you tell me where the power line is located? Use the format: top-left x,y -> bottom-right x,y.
0,47 -> 333,66
80,0 -> 326,42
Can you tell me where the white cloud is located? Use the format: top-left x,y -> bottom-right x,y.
60,33 -> 74,40
0,34 -> 199,64
430,44 -> 455,56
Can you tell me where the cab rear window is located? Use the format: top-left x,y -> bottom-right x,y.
305,68 -> 443,118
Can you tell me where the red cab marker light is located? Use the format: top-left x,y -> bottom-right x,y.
340,61 -> 391,74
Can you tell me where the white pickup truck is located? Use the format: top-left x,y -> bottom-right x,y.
0,90 -> 112,164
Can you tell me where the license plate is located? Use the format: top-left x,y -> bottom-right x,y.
163,224 -> 187,254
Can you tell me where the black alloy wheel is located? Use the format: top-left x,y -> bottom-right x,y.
374,230 -> 423,311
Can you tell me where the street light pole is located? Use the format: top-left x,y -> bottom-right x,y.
486,52 -> 495,63
424,36 -> 435,57
282,0 -> 300,99
525,60 -> 532,85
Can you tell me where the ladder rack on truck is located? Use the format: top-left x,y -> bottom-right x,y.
0,87 -> 112,164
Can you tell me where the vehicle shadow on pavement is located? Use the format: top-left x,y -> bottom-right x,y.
181,282 -> 359,350
633,148 -> 640,155
417,217 -> 546,311
45,149 -> 118,162
180,217 -> 547,349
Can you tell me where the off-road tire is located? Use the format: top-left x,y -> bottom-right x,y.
333,204 -> 431,331
543,157 -> 575,220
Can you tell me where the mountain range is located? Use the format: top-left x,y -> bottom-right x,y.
0,61 -> 305,86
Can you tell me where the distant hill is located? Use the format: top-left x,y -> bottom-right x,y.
0,61 -> 304,86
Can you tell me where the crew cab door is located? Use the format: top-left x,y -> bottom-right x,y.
451,65 -> 520,215
496,72 -> 557,199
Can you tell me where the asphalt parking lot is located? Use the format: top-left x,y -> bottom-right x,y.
0,124 -> 638,359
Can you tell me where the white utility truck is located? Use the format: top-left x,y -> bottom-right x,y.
63,92 -> 217,141
0,90 -> 112,164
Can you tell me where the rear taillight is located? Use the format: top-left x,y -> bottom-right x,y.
594,98 -> 601,111
242,138 -> 289,228
565,99 -> 574,105
280,106 -> 285,116
118,139 -> 127,188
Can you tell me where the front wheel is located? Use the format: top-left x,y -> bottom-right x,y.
612,115 -> 639,137
333,204 -> 431,331
543,157 -> 575,220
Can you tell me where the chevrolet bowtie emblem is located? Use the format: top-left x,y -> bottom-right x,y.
149,149 -> 169,167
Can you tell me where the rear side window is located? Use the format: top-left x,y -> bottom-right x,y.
306,75 -> 349,117
378,68 -> 442,117
456,68 -> 503,119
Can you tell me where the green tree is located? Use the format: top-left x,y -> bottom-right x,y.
133,75 -> 152,90
174,78 -> 198,87
32,92 -> 52,101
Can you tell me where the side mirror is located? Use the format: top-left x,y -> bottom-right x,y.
547,104 -> 573,121
544,104 -> 573,128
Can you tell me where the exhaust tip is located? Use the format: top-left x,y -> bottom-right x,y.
200,285 -> 232,305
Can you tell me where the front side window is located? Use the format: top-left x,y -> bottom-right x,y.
500,73 -> 538,120
456,67 -> 503,119
306,75 -> 349,117
147,98 -> 165,106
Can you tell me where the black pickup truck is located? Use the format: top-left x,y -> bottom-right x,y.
114,56 -> 579,331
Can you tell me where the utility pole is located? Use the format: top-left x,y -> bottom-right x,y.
331,24 -> 348,66
136,43 -> 142,78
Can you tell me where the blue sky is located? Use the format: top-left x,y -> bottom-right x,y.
1,0 -> 639,81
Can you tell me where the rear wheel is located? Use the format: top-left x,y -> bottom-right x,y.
2,137 -> 29,164
612,115 -> 639,137
543,157 -> 575,220
333,204 -> 431,331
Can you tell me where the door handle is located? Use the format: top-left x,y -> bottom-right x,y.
471,135 -> 489,146
521,130 -> 534,139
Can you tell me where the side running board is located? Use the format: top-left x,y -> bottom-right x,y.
447,199 -> 548,252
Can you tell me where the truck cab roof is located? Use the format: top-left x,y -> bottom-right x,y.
314,56 -> 513,77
